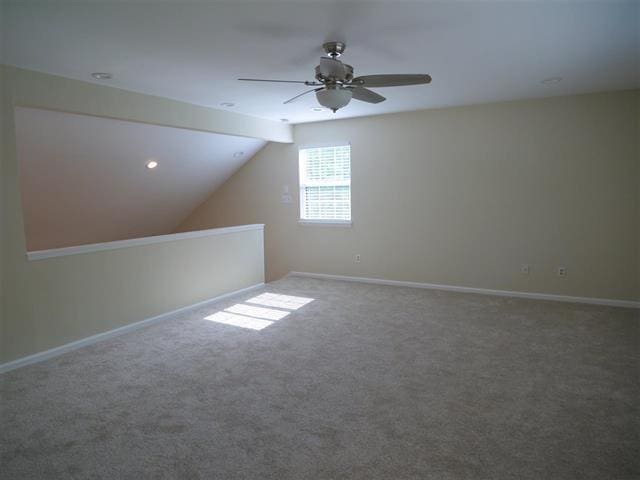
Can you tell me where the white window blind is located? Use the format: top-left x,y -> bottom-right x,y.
299,145 -> 351,222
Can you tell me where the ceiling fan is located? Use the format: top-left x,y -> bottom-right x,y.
238,42 -> 432,112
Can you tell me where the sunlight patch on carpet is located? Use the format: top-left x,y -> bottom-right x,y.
246,293 -> 314,311
204,311 -> 273,330
204,293 -> 314,331
225,303 -> 290,321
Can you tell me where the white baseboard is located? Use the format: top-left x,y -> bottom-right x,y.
0,282 -> 264,374
289,272 -> 640,309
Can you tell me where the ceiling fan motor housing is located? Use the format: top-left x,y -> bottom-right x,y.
315,63 -> 353,83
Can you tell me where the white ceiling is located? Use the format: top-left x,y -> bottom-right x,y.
4,1 -> 639,124
15,107 -> 265,250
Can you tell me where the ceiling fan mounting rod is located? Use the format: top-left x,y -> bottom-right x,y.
323,41 -> 346,58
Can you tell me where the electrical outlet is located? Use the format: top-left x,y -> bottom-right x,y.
521,264 -> 530,275
355,254 -> 361,263
557,266 -> 567,277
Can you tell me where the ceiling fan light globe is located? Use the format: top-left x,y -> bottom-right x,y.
316,87 -> 352,112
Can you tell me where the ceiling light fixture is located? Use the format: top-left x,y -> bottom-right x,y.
541,77 -> 562,85
91,72 -> 112,80
280,118 -> 289,122
310,107 -> 324,112
316,86 -> 352,112
233,151 -> 244,158
220,102 -> 235,107
146,160 -> 159,169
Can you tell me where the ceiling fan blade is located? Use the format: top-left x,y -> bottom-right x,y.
238,78 -> 320,85
351,74 -> 432,87
348,86 -> 386,104
319,57 -> 346,79
283,87 -> 324,104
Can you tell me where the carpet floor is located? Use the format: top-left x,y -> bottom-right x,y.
1,276 -> 638,479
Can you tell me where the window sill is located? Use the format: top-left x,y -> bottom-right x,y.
298,220 -> 352,227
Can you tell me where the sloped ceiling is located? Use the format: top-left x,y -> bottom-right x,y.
15,107 -> 266,251
4,1 -> 639,124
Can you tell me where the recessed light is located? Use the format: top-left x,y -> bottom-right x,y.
91,72 -> 112,80
220,102 -> 235,107
146,160 -> 158,169
311,107 -> 324,112
233,151 -> 244,158
541,77 -> 562,85
280,118 -> 289,122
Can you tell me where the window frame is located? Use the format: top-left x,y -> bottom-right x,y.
298,144 -> 352,227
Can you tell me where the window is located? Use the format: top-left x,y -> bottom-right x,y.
299,145 -> 351,224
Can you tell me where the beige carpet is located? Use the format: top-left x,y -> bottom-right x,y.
1,276 -> 638,479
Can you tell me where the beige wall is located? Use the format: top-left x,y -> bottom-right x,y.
1,66 -> 273,364
3,229 -> 264,363
179,91 -> 640,302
